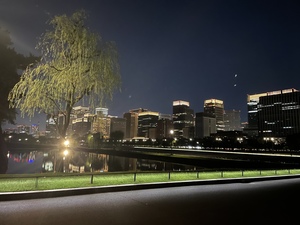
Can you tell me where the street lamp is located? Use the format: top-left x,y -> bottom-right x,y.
64,139 -> 70,147
170,130 -> 174,149
62,139 -> 70,173
63,149 -> 69,173
63,149 -> 69,157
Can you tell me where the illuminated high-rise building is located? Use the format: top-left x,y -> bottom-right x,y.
156,114 -> 173,139
95,107 -> 108,117
172,100 -> 194,138
256,88 -> 300,137
204,99 -> 224,131
224,109 -> 241,131
71,106 -> 93,137
46,114 -> 58,138
123,112 -> 138,139
123,108 -> 147,139
137,111 -> 159,138
247,92 -> 268,131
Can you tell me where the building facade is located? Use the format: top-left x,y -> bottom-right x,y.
195,112 -> 217,138
123,112 -> 138,139
204,99 -> 224,131
172,100 -> 194,138
224,109 -> 241,131
71,106 -> 93,137
137,111 -> 159,138
110,117 -> 126,139
257,88 -> 300,137
247,92 -> 268,134
123,108 -> 147,139
156,116 -> 174,139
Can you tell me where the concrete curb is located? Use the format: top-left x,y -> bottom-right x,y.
1,174 -> 300,201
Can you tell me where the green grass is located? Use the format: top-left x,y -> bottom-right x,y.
0,169 -> 300,192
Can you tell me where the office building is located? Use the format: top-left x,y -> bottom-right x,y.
45,115 -> 58,138
247,92 -> 268,132
257,88 -> 300,137
172,100 -> 194,138
71,106 -> 93,137
204,99 -> 224,131
95,107 -> 108,117
92,116 -> 113,139
195,112 -> 217,138
123,108 -> 147,139
110,117 -> 126,139
224,109 -> 241,131
137,111 -> 159,138
156,116 -> 174,139
123,112 -> 138,139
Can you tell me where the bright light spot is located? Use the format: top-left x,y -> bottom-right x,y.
64,140 -> 70,147
63,150 -> 69,156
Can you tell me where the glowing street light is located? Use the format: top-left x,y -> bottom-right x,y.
63,149 -> 69,173
237,137 -> 243,143
64,139 -> 70,147
170,130 -> 174,150
63,149 -> 69,156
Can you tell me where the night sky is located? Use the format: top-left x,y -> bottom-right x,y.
1,0 -> 300,130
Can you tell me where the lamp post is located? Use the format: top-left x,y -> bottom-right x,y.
62,139 -> 70,173
63,149 -> 69,173
170,130 -> 174,150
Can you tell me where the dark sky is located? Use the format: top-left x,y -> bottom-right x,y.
1,0 -> 300,129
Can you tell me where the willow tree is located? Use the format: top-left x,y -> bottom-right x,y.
8,10 -> 121,140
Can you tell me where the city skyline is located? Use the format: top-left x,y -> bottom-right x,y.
1,0 -> 300,128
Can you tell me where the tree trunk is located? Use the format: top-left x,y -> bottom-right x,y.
0,126 -> 8,174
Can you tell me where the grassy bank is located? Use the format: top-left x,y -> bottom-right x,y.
1,169 -> 300,192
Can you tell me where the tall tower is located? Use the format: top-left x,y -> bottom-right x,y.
247,92 -> 267,130
137,111 -> 159,138
172,100 -> 194,138
123,108 -> 147,139
224,109 -> 241,131
257,88 -> 300,137
123,111 -> 138,139
195,112 -> 217,138
204,99 -> 224,131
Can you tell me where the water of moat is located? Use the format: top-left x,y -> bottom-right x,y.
6,150 -> 199,174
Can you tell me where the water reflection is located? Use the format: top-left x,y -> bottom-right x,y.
7,150 -> 197,174
7,151 -> 44,174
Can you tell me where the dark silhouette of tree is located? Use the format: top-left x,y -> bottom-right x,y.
0,28 -> 37,173
286,133 -> 300,151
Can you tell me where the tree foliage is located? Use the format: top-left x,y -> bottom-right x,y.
0,28 -> 37,173
8,10 -> 121,139
0,28 -> 37,125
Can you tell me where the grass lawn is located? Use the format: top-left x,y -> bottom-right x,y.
0,169 -> 300,192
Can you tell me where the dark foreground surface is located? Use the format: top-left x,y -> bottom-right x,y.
1,177 -> 300,225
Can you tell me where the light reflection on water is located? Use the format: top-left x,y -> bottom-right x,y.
7,150 -> 196,174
